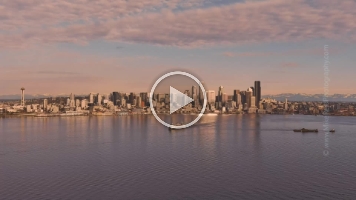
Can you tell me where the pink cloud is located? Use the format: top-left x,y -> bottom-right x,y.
222,47 -> 345,57
0,0 -> 356,48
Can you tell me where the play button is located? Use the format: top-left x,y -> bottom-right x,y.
169,86 -> 194,114
149,71 -> 207,129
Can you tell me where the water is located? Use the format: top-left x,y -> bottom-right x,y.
1,115 -> 356,200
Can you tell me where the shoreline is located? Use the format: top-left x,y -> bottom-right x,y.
1,113 -> 354,118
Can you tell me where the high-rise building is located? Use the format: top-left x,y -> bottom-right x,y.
192,86 -> 198,107
140,92 -> 149,105
207,90 -> 216,104
43,99 -> 48,111
89,93 -> 94,103
236,93 -> 242,105
218,86 -> 223,102
222,93 -> 228,103
20,87 -> 25,106
246,87 -> 253,108
129,93 -> 135,104
254,81 -> 261,107
240,91 -> 246,105
135,96 -> 141,107
81,99 -> 88,109
75,99 -> 80,107
112,92 -> 122,106
233,90 -> 240,102
97,93 -> 102,105
198,82 -> 205,105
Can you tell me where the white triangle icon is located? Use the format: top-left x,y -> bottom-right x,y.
170,86 -> 194,114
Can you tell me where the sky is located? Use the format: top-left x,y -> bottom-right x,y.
0,0 -> 355,96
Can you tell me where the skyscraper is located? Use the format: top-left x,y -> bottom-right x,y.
112,92 -> 121,105
233,90 -> 240,102
198,82 -> 204,105
254,81 -> 261,107
69,93 -> 75,107
207,90 -> 216,104
97,93 -> 102,105
246,87 -> 253,108
43,99 -> 48,111
89,93 -> 94,104
218,86 -> 223,103
192,86 -> 197,107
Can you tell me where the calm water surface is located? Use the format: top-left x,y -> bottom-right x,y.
1,115 -> 356,200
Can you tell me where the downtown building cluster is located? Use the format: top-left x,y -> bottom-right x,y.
1,82 -> 356,116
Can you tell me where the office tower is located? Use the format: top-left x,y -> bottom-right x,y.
89,93 -> 94,103
75,99 -> 80,107
236,93 -> 242,105
20,87 -> 25,106
140,92 -> 148,105
246,88 -> 253,108
251,96 -> 256,108
97,93 -> 102,105
136,96 -> 142,107
121,98 -> 126,107
43,99 -> 48,111
254,81 -> 261,107
240,91 -> 246,105
112,92 -> 120,105
233,90 -> 240,102
70,93 -> 74,101
250,87 -> 255,96
207,90 -> 216,104
81,99 -> 87,109
222,93 -> 228,103
218,86 -> 223,102
198,82 -> 204,105
157,93 -> 165,102
227,95 -> 233,102
129,93 -> 135,104
192,86 -> 197,107
66,98 -> 70,106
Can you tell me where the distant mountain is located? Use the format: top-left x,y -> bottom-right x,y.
263,93 -> 356,102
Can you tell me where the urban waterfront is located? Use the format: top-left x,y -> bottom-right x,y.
1,115 -> 356,199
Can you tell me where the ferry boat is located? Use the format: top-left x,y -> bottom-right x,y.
293,128 -> 318,133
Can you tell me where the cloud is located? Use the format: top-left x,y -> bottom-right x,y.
222,47 -> 345,57
1,0 -> 356,48
280,62 -> 300,68
36,70 -> 80,75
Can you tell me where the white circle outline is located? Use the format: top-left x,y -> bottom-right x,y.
149,71 -> 207,129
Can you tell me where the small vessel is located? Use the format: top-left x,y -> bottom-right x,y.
293,128 -> 318,133
168,123 -> 183,131
329,129 -> 336,133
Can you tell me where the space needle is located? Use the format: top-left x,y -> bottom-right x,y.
21,87 -> 25,106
